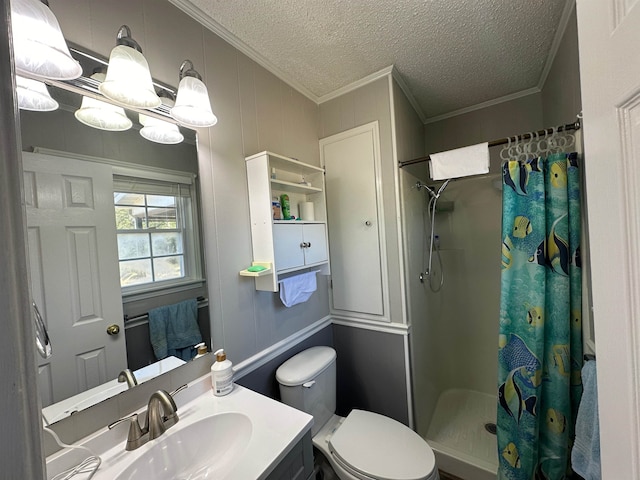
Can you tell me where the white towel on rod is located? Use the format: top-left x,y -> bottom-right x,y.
429,142 -> 490,180
279,271 -> 317,307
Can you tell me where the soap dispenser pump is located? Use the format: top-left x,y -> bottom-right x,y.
211,349 -> 233,396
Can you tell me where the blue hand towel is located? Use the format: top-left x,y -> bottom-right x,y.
279,271 -> 317,307
571,360 -> 601,480
148,299 -> 202,362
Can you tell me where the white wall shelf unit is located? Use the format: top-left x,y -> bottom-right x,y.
244,151 -> 330,291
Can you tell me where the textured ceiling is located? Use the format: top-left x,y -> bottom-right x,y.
178,0 -> 570,121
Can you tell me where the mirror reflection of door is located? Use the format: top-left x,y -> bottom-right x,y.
24,152 -> 127,406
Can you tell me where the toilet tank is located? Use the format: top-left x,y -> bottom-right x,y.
276,346 -> 336,436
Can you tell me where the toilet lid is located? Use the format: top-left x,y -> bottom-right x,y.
328,410 -> 436,480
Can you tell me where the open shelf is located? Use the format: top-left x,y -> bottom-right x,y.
270,179 -> 322,194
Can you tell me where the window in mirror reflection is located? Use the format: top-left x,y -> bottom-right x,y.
113,175 -> 201,291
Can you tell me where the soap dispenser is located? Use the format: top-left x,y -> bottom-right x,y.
194,342 -> 208,359
211,349 -> 233,396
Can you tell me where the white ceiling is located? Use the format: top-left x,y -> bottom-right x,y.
172,0 -> 573,123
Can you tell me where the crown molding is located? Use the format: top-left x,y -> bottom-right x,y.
537,0 -> 576,90
167,0 -> 320,104
423,86 -> 541,124
390,66 -> 427,124
317,65 -> 394,104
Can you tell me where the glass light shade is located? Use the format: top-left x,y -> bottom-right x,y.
99,45 -> 161,109
16,75 -> 58,111
171,76 -> 217,127
75,96 -> 132,131
139,114 -> 184,144
10,0 -> 82,80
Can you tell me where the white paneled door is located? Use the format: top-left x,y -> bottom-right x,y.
576,1 -> 640,478
321,122 -> 386,318
23,153 -> 126,406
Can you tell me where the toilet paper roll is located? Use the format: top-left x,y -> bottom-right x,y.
299,202 -> 315,221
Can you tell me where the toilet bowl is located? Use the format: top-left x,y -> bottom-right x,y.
276,346 -> 439,480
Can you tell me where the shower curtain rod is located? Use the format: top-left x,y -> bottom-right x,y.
398,120 -> 581,168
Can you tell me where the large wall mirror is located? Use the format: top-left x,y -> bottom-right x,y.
19,52 -> 211,425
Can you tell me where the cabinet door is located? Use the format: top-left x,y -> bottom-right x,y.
302,224 -> 328,265
273,224 -> 305,271
322,125 -> 384,316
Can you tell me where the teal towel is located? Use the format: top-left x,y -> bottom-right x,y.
571,360 -> 601,480
149,299 -> 202,362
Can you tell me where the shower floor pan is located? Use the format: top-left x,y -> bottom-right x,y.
426,389 -> 498,480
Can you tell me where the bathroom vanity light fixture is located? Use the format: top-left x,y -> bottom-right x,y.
75,71 -> 133,131
99,25 -> 161,109
16,75 -> 59,111
171,60 -> 217,128
139,92 -> 184,144
10,0 -> 82,80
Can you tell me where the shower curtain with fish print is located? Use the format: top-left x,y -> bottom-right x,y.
497,152 -> 583,480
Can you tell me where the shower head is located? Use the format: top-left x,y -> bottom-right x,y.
415,180 -> 448,200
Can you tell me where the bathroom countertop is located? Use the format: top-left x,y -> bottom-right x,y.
46,376 -> 314,480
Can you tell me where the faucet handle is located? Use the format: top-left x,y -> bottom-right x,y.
108,413 -> 147,451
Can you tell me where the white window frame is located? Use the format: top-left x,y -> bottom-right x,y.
112,165 -> 204,299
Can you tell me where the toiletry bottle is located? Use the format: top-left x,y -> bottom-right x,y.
211,349 -> 233,396
272,196 -> 281,220
280,194 -> 291,220
194,342 -> 208,359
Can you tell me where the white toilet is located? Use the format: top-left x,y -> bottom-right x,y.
276,346 -> 439,480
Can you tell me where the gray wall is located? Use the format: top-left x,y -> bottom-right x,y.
424,92 -> 545,164
542,6 -> 582,127
19,107 -> 198,174
333,324 -> 409,425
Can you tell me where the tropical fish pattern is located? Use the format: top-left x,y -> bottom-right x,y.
502,235 -> 514,270
498,152 -> 583,480
513,216 -> 533,238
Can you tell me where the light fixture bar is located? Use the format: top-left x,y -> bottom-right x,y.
32,43 -> 180,125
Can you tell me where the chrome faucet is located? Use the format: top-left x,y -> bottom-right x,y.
146,390 -> 178,440
117,368 -> 138,388
108,384 -> 188,451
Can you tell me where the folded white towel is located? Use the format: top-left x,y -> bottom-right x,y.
429,142 -> 490,180
279,271 -> 317,307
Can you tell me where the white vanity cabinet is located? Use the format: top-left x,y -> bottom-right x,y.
244,151 -> 330,291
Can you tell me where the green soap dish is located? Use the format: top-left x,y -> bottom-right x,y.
247,265 -> 267,272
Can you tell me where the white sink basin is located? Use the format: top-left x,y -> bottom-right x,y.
115,413 -> 252,480
46,382 -> 313,480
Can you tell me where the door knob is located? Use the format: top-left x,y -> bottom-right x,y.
107,324 -> 120,336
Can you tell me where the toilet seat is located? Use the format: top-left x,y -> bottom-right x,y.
328,410 -> 437,480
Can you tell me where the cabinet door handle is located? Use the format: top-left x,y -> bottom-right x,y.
365,220 -> 372,226
300,242 -> 308,248
307,242 -> 311,248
